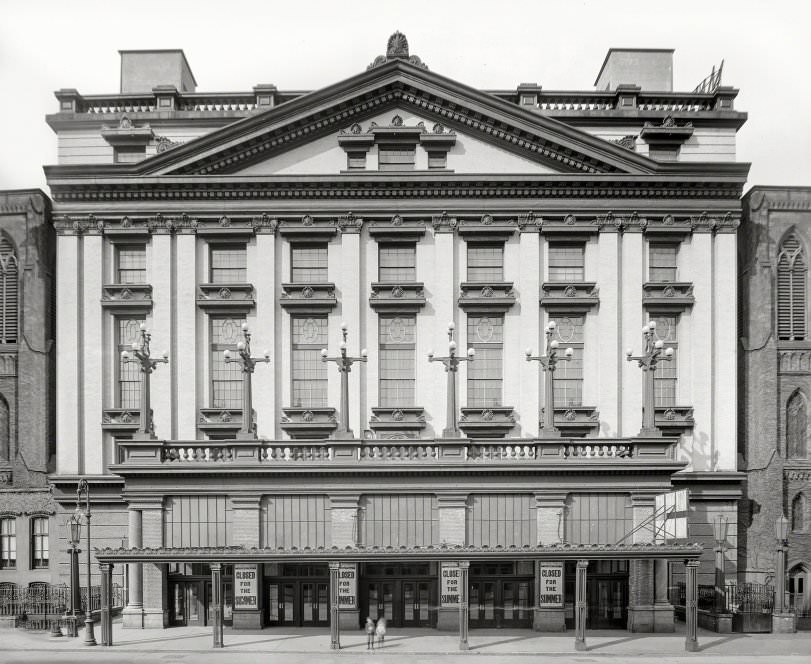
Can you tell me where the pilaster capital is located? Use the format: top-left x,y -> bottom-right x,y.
458,560 -> 470,569
534,492 -> 567,509
126,497 -> 164,511
437,493 -> 468,508
329,494 -> 360,510
630,493 -> 658,508
230,495 -> 263,510
329,561 -> 341,571
577,560 -> 589,569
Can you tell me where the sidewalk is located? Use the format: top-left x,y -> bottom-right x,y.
2,621 -> 810,658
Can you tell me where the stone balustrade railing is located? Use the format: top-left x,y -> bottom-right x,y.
113,436 -> 676,469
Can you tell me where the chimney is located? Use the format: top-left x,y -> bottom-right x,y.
594,48 -> 674,91
119,49 -> 197,94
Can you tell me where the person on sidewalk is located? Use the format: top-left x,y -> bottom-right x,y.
365,616 -> 376,650
375,616 -> 387,649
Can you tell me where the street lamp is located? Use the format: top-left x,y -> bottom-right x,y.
428,322 -> 475,438
526,320 -> 573,438
713,514 -> 729,614
64,513 -> 82,637
625,320 -> 673,437
774,513 -> 790,614
121,324 -> 168,439
223,323 -> 270,439
75,479 -> 96,646
321,322 -> 367,439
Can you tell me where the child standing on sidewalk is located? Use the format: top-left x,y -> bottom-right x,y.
365,616 -> 376,650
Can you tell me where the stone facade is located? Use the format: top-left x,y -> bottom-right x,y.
739,186 -> 811,619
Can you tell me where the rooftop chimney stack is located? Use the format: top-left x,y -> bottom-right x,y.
119,49 -> 197,94
594,48 -> 674,92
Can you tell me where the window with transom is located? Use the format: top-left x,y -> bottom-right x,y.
652,315 -> 678,407
778,233 -> 807,340
0,518 -> 15,569
467,315 -> 503,408
210,317 -> 245,409
116,245 -> 146,284
0,237 -> 18,344
548,244 -> 584,282
292,317 -> 328,408
379,316 -> 416,407
378,145 -> 415,171
210,244 -> 247,284
467,244 -> 503,282
649,244 -> 678,282
549,315 -> 585,407
30,517 -> 48,569
291,245 -> 328,283
117,317 -> 144,409
378,244 -> 416,282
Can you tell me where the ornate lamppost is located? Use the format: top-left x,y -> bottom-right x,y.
526,320 -> 573,438
428,322 -> 475,438
121,324 -> 168,439
774,513 -> 789,615
64,513 -> 82,638
223,323 -> 270,439
74,479 -> 96,646
321,322 -> 367,439
713,514 -> 729,614
625,320 -> 673,437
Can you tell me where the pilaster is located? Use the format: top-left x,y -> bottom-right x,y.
56,234 -> 80,474
628,494 -> 655,632
151,233 -> 172,439
139,500 -> 167,628
174,234 -> 197,439
517,230 -> 540,436
82,234 -> 103,473
249,234 -> 276,438
596,231 -> 619,435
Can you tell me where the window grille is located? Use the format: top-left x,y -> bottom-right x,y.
163,496 -> 231,547
210,244 -> 247,283
379,244 -> 416,282
0,518 -> 15,569
549,315 -> 585,407
116,245 -> 146,284
291,245 -> 328,283
778,233 -> 807,340
379,316 -> 416,407
117,317 -> 144,409
649,244 -> 678,282
210,317 -> 245,409
548,244 -> 584,282
652,315 -> 678,407
31,517 -> 48,569
467,244 -> 504,282
787,390 -> 808,459
0,238 -> 18,344
467,315 -> 503,407
377,145 -> 415,171
292,317 -> 328,408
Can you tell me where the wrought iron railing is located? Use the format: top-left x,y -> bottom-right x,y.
0,583 -> 126,618
672,581 -> 774,614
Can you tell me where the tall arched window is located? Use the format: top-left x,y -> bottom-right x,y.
0,237 -> 17,344
778,233 -> 807,340
787,391 -> 808,458
792,493 -> 806,532
0,394 -> 8,462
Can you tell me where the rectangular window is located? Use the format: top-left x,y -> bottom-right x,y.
31,517 -> 48,569
378,144 -> 415,171
117,317 -> 144,409
467,315 -> 503,407
210,317 -> 245,409
379,315 -> 416,407
378,244 -> 416,282
347,151 -> 366,170
114,146 -> 146,164
549,315 -> 584,407
0,518 -> 15,569
210,244 -> 247,283
292,317 -> 328,408
427,151 -> 447,169
467,244 -> 504,282
291,245 -> 328,283
116,245 -> 146,284
652,315 -> 678,407
649,244 -> 678,282
548,244 -> 585,282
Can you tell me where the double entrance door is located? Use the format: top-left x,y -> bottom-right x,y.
169,579 -> 234,627
469,579 -> 532,628
363,580 -> 434,627
267,580 -> 329,627
587,577 -> 628,629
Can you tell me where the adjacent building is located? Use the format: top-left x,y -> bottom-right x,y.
44,36 -> 748,633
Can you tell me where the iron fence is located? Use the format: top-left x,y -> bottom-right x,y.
0,582 -> 126,625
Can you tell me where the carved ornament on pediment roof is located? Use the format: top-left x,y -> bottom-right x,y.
337,212 -> 363,233
252,213 -> 279,234
431,211 -> 457,233
149,212 -> 199,233
517,211 -> 541,232
368,31 -> 429,71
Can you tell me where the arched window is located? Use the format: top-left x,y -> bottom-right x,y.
0,394 -> 8,462
0,237 -> 17,344
793,494 -> 806,532
778,233 -> 807,340
787,391 -> 808,458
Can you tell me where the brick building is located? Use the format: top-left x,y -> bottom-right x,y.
0,189 -> 56,595
44,35 -> 747,636
739,186 -> 811,622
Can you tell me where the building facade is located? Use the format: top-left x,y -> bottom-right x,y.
0,189 -> 56,601
45,36 -> 747,633
739,186 -> 811,624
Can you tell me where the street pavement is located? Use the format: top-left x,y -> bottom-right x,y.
1,621 -> 810,664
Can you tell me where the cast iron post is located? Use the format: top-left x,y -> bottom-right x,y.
428,322 -> 475,438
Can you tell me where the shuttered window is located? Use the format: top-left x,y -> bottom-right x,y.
379,315 -> 416,407
467,244 -> 504,282
467,315 -> 503,407
116,245 -> 146,284
263,495 -> 330,548
292,317 -> 328,407
378,145 -> 415,171
291,245 -> 328,283
467,494 -> 536,547
210,317 -> 245,409
0,518 -> 16,569
549,315 -> 584,407
0,238 -> 18,344
652,315 -> 678,407
379,244 -> 416,282
565,493 -> 632,545
649,244 -> 678,282
164,496 -> 231,547
548,244 -> 584,282
359,495 -> 439,547
31,517 -> 48,569
210,244 -> 247,283
778,233 -> 807,340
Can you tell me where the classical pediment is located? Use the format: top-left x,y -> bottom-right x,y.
132,59 -> 660,178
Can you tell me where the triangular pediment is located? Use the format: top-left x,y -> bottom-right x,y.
136,59 -> 660,178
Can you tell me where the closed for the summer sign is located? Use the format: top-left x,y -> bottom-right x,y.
234,564 -> 258,610
538,563 -> 564,608
440,563 -> 460,607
